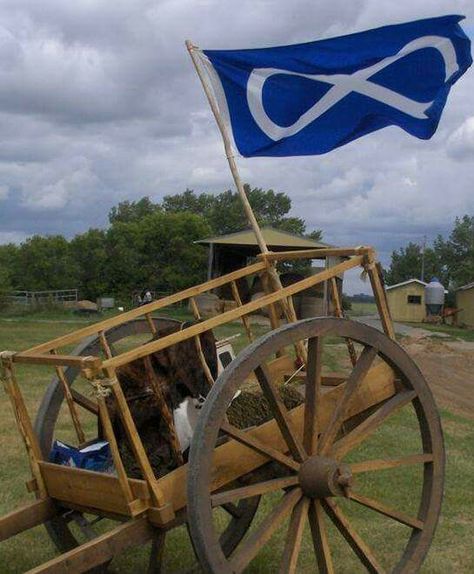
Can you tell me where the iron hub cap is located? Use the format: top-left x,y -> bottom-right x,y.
298,455 -> 353,498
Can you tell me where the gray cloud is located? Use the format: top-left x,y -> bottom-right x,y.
0,0 -> 472,293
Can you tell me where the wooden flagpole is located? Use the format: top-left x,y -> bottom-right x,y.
185,41 -> 303,348
185,40 -> 270,256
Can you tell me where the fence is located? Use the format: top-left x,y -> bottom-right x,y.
5,289 -> 78,307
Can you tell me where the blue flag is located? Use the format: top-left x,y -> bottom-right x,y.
199,15 -> 472,157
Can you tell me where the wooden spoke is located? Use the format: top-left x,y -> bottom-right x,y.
279,497 -> 309,574
350,453 -> 434,474
303,336 -> 322,456
308,499 -> 334,574
229,488 -> 302,573
332,390 -> 417,459
148,530 -> 166,574
220,422 -> 300,471
322,498 -> 385,574
221,503 -> 242,519
255,365 -> 307,462
319,346 -> 378,456
212,476 -> 299,508
348,491 -> 424,530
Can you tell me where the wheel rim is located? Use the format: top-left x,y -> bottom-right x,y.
187,317 -> 445,574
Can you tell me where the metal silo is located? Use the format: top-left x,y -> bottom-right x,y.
425,277 -> 445,316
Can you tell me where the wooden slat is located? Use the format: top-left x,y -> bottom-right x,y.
319,346 -> 378,456
322,498 -> 385,573
308,499 -> 334,574
0,499 -> 56,542
332,390 -> 417,459
258,246 -> 370,262
220,422 -> 300,471
156,362 -> 396,513
255,365 -> 307,462
350,453 -> 434,474
303,337 -> 322,456
279,497 -> 309,574
230,280 -> 254,342
230,488 -> 302,572
25,517 -> 153,574
348,491 -> 424,530
71,390 -> 99,415
330,276 -> 357,366
211,476 -> 299,507
20,260 -> 268,356
39,462 -> 149,516
366,258 -> 395,340
12,354 -> 101,369
102,256 -> 364,370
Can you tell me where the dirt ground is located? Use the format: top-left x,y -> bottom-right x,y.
401,334 -> 474,420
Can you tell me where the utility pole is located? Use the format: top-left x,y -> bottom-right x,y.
421,235 -> 427,282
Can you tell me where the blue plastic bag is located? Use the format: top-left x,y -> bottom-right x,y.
49,439 -> 113,473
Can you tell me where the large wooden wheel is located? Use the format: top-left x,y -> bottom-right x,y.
34,317 -> 260,568
187,317 -> 444,573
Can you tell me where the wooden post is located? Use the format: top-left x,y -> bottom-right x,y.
189,297 -> 215,387
230,280 -> 254,342
51,350 -> 86,445
0,352 -> 47,498
330,277 -> 358,367
364,251 -> 395,340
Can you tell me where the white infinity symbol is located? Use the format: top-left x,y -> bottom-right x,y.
247,35 -> 459,141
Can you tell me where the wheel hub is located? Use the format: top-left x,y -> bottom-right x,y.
298,455 -> 353,498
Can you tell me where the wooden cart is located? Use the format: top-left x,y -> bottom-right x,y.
0,245 -> 444,573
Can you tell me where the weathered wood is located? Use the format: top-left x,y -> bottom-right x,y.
230,280 -> 254,342
25,517 -> 153,574
303,337 -> 322,456
145,313 -> 158,335
52,350 -> 85,445
148,530 -> 166,574
71,389 -> 99,415
1,358 -> 47,497
39,462 -> 149,516
98,331 -> 113,359
330,277 -> 358,366
350,453 -> 434,474
365,254 -> 395,340
322,498 -> 385,573
348,491 -> 424,530
12,353 -> 101,369
157,362 -> 396,512
255,366 -> 307,462
319,346 -> 378,455
189,298 -> 215,387
308,499 -> 334,574
258,246 -> 371,262
279,497 -> 309,574
211,476 -> 299,507
19,260 -> 267,356
229,488 -> 302,572
0,499 -> 56,542
97,396 -> 135,505
102,256 -> 364,371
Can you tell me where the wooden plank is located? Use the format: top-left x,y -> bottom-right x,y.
39,462 -> 150,516
20,260 -> 268,356
12,354 -> 101,369
71,390 -> 99,415
157,361 -> 396,512
366,257 -> 395,340
103,256 -> 364,370
258,246 -> 370,262
25,517 -> 153,574
350,453 -> 434,474
0,499 -> 56,542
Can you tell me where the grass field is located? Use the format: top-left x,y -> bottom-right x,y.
0,314 -> 473,572
346,302 -> 378,317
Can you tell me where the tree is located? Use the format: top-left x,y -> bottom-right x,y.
70,229 -> 109,300
108,196 -> 161,224
434,215 -> 474,288
0,243 -> 17,291
10,236 -> 79,291
162,185 -> 313,237
384,242 -> 445,286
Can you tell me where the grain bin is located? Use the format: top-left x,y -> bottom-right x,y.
425,277 -> 445,316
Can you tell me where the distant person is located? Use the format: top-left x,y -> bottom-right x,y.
143,290 -> 153,305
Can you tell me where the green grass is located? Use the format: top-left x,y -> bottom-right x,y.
346,302 -> 378,317
412,323 -> 474,342
0,317 -> 473,572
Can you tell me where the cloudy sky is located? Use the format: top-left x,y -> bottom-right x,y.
0,1 -> 472,293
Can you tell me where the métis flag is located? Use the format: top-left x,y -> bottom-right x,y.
198,15 -> 472,157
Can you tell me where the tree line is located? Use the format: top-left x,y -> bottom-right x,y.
0,186 -> 321,302
384,215 -> 474,290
